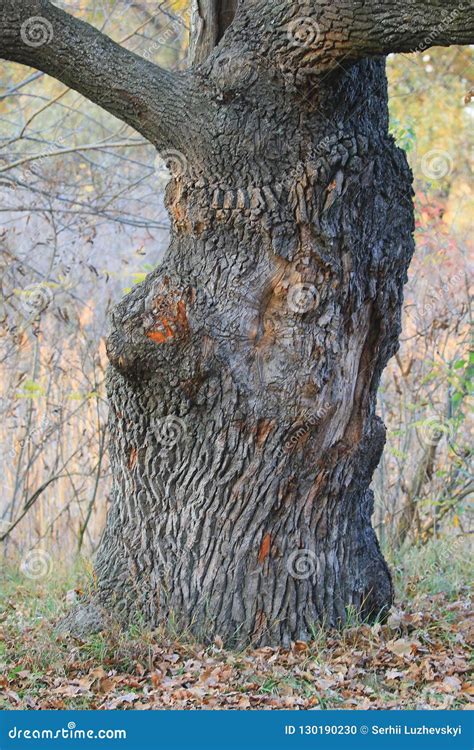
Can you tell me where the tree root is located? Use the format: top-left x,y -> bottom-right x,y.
55,600 -> 112,639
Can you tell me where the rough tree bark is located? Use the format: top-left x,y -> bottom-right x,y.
1,0 -> 473,646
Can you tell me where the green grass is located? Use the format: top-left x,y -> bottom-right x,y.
0,537 -> 472,710
389,536 -> 474,601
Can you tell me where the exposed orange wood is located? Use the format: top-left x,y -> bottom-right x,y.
258,533 -> 271,564
128,447 -> 138,470
146,297 -> 189,345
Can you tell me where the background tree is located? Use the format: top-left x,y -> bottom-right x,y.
0,0 -> 472,646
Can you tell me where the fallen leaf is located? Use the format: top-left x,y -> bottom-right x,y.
387,638 -> 416,658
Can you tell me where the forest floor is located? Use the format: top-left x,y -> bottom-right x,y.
1,539 -> 472,710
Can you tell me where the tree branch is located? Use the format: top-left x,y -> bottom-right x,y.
189,0 -> 239,64
346,0 -> 474,57
0,140 -> 145,174
0,0 -> 189,149
226,0 -> 474,79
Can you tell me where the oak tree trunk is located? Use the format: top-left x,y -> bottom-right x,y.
2,0 -> 472,647
97,56 -> 413,647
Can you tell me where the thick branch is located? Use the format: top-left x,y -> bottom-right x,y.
0,0 -> 188,149
347,0 -> 474,56
222,0 -> 474,80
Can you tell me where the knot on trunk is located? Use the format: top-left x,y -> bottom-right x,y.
106,275 -> 196,376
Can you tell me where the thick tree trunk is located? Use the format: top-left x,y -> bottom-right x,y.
96,52 -> 413,647
3,0 -> 471,647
